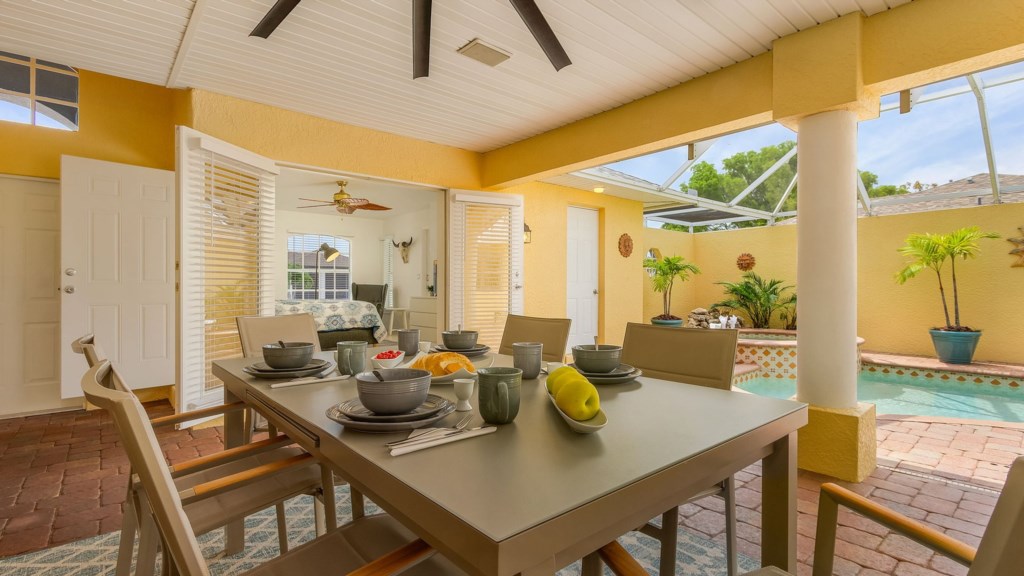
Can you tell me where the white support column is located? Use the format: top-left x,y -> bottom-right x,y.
796,110 -> 858,409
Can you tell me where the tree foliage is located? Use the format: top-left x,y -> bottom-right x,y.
713,272 -> 796,329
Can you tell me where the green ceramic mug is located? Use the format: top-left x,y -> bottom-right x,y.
336,341 -> 367,376
477,367 -> 522,425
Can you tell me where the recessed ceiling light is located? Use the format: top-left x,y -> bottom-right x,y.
457,38 -> 512,67
594,187 -> 604,194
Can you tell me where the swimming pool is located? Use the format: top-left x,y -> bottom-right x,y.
737,372 -> 1024,422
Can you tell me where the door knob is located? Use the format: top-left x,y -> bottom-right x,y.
63,286 -> 76,294
64,267 -> 77,276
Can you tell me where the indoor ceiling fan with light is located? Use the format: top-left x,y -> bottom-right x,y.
250,0 -> 571,78
297,181 -> 392,215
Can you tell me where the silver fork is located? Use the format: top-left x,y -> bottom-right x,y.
385,414 -> 473,447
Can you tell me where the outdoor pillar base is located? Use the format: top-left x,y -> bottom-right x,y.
798,402 -> 876,482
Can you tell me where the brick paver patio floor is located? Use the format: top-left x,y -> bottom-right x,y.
1,403 -> 1021,575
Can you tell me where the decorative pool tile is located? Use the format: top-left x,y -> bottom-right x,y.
863,362 -> 1024,389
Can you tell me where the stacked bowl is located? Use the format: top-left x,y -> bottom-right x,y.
355,368 -> 431,415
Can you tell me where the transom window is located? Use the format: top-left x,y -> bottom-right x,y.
0,52 -> 79,131
287,234 -> 352,300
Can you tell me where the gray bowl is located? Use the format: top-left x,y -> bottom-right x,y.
262,342 -> 315,369
442,330 -> 479,350
355,369 -> 431,415
571,344 -> 623,374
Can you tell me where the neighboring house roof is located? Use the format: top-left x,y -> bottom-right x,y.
865,173 -> 1024,217
776,173 -> 1024,225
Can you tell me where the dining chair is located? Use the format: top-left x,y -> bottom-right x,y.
620,322 -> 740,576
80,359 -> 471,576
353,283 -> 389,317
236,313 -> 323,355
236,315 -> 366,521
71,335 -> 324,576
498,314 -> 572,362
599,456 -> 1024,576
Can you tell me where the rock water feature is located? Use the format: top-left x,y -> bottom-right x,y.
686,308 -> 743,329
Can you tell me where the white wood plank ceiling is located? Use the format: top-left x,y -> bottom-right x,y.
0,0 -> 911,152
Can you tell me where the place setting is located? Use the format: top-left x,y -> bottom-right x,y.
431,327 -> 491,357
567,341 -> 643,384
242,341 -> 347,387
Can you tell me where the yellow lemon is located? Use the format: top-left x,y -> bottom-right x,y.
555,379 -> 601,421
546,366 -> 583,395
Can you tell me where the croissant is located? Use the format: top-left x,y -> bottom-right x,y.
410,352 -> 475,376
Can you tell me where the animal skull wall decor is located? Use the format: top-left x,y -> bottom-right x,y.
393,237 -> 414,263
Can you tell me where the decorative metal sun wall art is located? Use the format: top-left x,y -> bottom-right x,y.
1010,226 -> 1024,267
736,253 -> 756,271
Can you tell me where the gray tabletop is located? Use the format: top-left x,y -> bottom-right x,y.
215,353 -> 806,544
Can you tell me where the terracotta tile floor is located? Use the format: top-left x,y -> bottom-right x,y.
1,404 -> 1021,576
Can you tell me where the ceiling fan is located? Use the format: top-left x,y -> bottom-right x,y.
250,0 -> 571,78
297,181 -> 392,214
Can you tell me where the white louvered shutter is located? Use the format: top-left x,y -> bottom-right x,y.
177,127 -> 278,419
382,236 -> 394,308
448,192 -> 524,348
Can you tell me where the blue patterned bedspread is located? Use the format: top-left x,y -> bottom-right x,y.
275,300 -> 387,342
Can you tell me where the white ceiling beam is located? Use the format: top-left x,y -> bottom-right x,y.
772,174 -> 798,216
856,171 -> 873,215
880,68 -> 1024,113
166,0 -> 209,88
967,74 -> 1002,204
729,146 -> 797,206
658,139 -> 717,191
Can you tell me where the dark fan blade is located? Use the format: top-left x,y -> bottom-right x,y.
298,198 -> 333,203
509,0 -> 571,71
353,203 -> 392,211
250,0 -> 301,38
413,0 -> 432,79
296,204 -> 334,209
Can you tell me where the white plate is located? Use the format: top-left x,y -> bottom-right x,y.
547,392 -> 607,434
430,355 -> 494,384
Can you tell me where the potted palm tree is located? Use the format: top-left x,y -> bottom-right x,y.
643,255 -> 701,326
895,226 -> 999,364
713,272 -> 796,329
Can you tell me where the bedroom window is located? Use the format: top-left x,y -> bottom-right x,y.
287,234 -> 352,300
0,52 -> 79,131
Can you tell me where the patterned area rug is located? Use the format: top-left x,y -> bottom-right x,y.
0,486 -> 759,575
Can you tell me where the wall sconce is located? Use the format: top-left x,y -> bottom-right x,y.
523,222 -> 532,244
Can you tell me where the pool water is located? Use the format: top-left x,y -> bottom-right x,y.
737,372 -> 1024,422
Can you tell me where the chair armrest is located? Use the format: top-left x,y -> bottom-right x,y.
150,401 -> 247,428
812,483 -> 976,576
346,539 -> 434,576
179,453 -> 314,504
168,435 -> 295,477
599,540 -> 649,576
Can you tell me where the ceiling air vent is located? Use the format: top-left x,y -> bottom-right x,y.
457,38 -> 511,67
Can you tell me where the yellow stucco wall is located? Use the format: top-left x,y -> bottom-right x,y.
640,227 -> 696,322
504,182 -> 645,346
187,90 -> 481,190
679,203 -> 1024,363
0,70 -> 182,179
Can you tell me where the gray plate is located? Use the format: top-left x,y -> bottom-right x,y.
336,394 -> 451,423
582,368 -> 643,385
243,360 -> 334,379
326,402 -> 457,433
567,363 -> 636,378
432,345 -> 491,358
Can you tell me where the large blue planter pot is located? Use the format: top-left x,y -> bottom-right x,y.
651,318 -> 683,327
929,329 -> 982,364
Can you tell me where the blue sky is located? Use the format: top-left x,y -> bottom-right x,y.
609,61 -> 1024,191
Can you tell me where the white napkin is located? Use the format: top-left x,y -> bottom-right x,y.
269,374 -> 351,389
389,426 -> 496,456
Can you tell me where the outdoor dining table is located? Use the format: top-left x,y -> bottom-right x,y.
212,352 -> 807,576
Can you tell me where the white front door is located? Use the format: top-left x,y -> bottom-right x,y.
566,207 -> 598,350
60,156 -> 176,398
0,176 -> 79,416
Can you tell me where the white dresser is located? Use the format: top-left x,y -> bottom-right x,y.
408,296 -> 439,343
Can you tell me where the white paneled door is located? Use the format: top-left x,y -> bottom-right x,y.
60,156 -> 175,398
566,207 -> 598,350
0,176 -> 79,416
